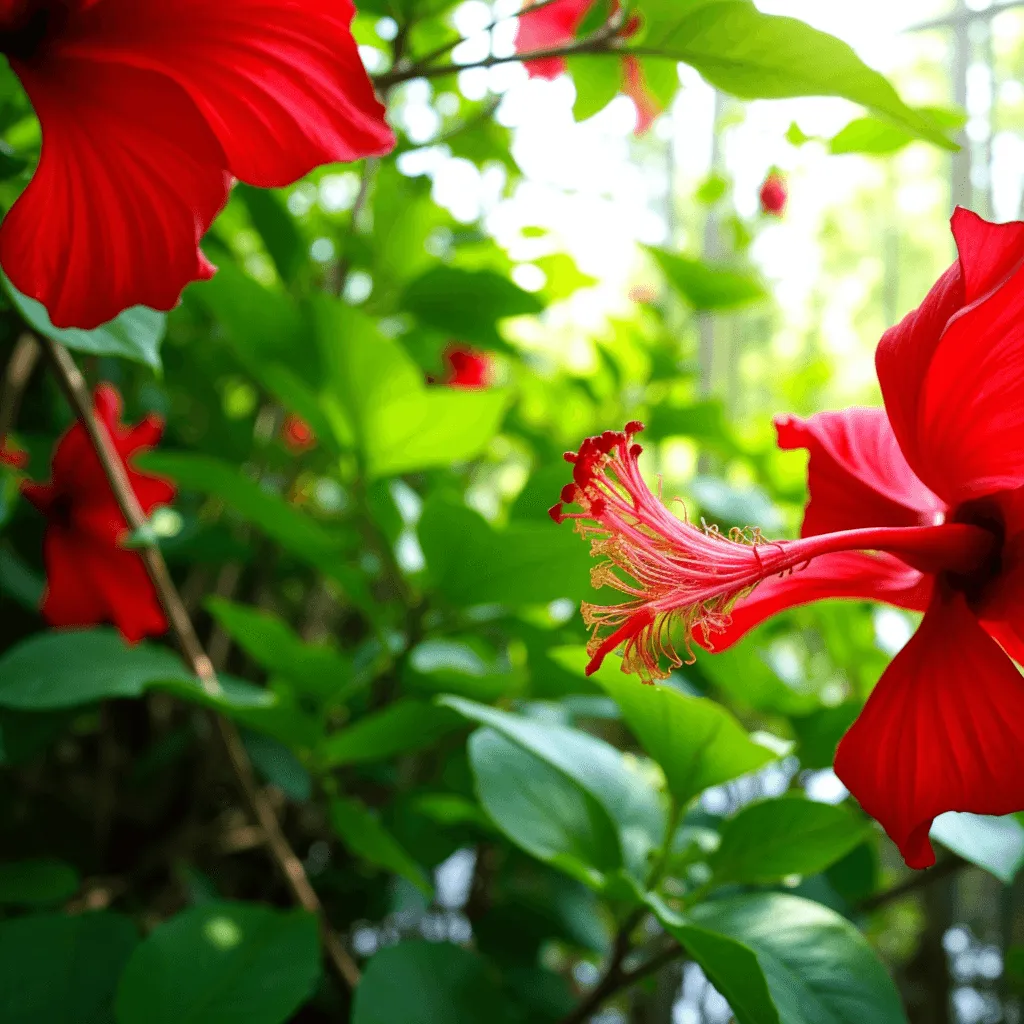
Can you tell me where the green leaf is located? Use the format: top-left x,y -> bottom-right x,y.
2,274 -> 166,370
242,732 -> 312,801
791,703 -> 861,770
443,696 -> 665,881
313,300 -> 508,479
0,629 -> 273,714
656,917 -> 779,1024
710,796 -> 873,885
236,184 -> 305,284
0,859 -> 79,905
690,893 -> 907,1024
419,495 -> 593,607
930,812 -> 1024,884
568,56 -> 622,122
469,728 -> 620,887
399,266 -> 544,348
646,248 -> 766,311
577,649 -> 775,805
352,941 -> 505,1024
0,912 -> 138,1024
637,0 -> 954,149
318,699 -> 463,767
404,638 -> 526,701
330,797 -> 433,895
829,107 -> 966,156
115,902 -> 319,1024
206,598 -> 355,705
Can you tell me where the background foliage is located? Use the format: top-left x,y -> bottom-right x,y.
0,1 -> 1020,1022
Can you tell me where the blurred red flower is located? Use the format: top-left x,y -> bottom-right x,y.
0,437 -> 27,469
0,0 -> 394,329
759,172 -> 787,216
553,208 -> 1024,870
515,0 -> 659,135
282,414 -> 316,454
23,383 -> 175,643
444,344 -> 492,389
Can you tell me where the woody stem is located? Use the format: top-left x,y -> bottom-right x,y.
39,337 -> 361,993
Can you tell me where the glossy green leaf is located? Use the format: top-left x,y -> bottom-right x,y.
115,903 -> 319,1024
400,266 -> 543,347
710,796 -> 873,884
319,699 -> 463,767
207,597 -> 355,704
930,812 -> 1024,884
578,649 -> 776,805
647,248 -> 766,311
419,495 -> 593,607
0,859 -> 79,905
443,696 -> 665,880
637,0 -> 954,148
469,728 -> 620,887
330,797 -> 432,895
313,299 -> 508,478
829,106 -> 966,156
0,912 -> 138,1024
0,629 -> 272,714
690,893 -> 907,1024
352,941 -> 505,1024
2,274 -> 165,370
242,732 -> 312,801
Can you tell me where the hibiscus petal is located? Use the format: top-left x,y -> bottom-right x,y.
1,57 -> 229,328
69,0 -> 394,187
775,408 -> 944,537
703,551 -> 930,653
40,528 -> 112,630
515,0 -> 591,79
834,592 -> 1024,869
78,539 -> 167,643
877,209 -> 1024,504
621,57 -> 659,136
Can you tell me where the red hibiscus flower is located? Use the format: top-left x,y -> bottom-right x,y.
444,344 -> 492,389
759,172 -> 788,217
0,0 -> 395,330
0,437 -> 28,469
282,414 -> 316,454
23,383 -> 175,643
552,208 -> 1024,870
515,0 -> 659,135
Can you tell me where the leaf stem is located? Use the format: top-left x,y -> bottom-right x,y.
39,336 -> 362,993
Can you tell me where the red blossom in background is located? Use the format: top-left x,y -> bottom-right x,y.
444,343 -> 493,389
553,208 -> 1024,870
282,414 -> 317,454
22,384 -> 175,643
759,172 -> 788,216
0,437 -> 27,469
0,0 -> 395,330
515,0 -> 659,135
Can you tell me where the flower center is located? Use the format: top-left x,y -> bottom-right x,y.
0,0 -> 68,62
944,497 -> 1006,605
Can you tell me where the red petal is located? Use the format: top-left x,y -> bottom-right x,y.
776,408 -> 944,538
2,58 -> 228,328
835,592 -> 1024,869
79,542 -> 167,643
40,529 -> 110,630
877,209 -> 1024,504
621,57 -> 660,136
515,0 -> 591,79
71,0 -> 394,187
704,551 -> 930,653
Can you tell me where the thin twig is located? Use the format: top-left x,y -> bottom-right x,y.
39,336 -> 361,992
396,0 -> 564,76
375,10 -> 626,88
857,855 -> 969,913
336,158 -> 378,297
0,332 -> 40,445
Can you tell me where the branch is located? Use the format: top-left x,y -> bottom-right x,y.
557,935 -> 685,1024
39,337 -> 362,992
857,855 -> 969,913
0,332 -> 40,446
375,11 -> 626,89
